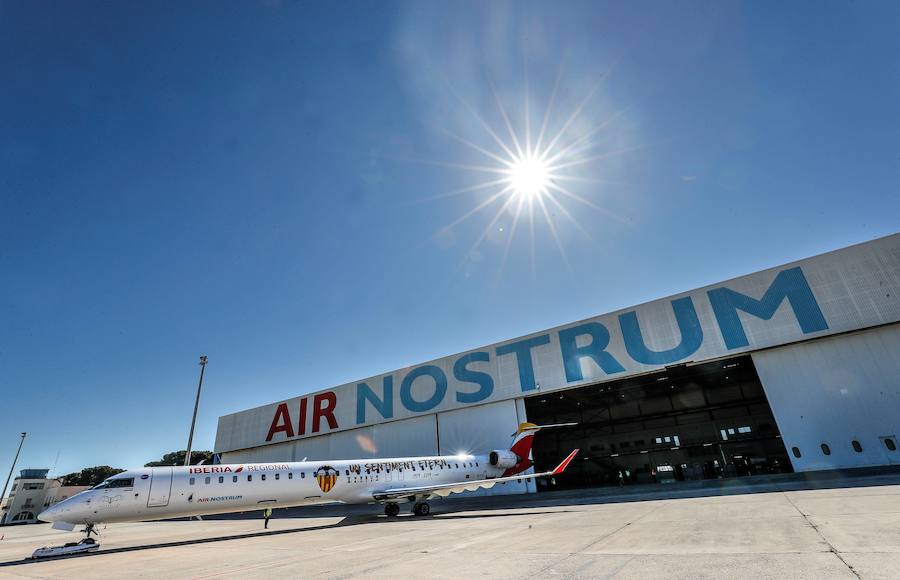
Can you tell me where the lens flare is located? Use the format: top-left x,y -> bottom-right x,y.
507,154 -> 550,199
419,74 -> 634,278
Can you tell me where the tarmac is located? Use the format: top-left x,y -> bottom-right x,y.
2,469 -> 900,579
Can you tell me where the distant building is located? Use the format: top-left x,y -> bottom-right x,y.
0,469 -> 89,525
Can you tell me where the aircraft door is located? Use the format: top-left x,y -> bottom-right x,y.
147,467 -> 173,507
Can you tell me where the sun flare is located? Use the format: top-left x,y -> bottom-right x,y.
506,153 -> 551,199
424,77 -> 630,277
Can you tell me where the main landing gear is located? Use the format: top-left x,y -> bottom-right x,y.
384,501 -> 430,517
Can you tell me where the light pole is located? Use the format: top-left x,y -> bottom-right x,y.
184,356 -> 208,466
1,432 -> 27,523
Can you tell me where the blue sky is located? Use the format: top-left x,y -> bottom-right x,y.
1,1 -> 898,477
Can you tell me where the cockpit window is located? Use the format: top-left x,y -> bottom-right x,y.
91,480 -> 111,490
109,478 -> 134,488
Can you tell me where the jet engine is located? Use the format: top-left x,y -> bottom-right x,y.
488,450 -> 520,469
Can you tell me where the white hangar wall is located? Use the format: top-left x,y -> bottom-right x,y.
215,233 -> 900,488
753,323 -> 900,471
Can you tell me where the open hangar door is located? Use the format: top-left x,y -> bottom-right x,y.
525,356 -> 793,491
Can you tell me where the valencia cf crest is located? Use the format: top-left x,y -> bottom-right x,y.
315,465 -> 338,493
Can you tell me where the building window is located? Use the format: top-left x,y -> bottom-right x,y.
791,447 -> 801,459
821,443 -> 831,456
852,440 -> 863,453
189,477 -> 195,485
884,438 -> 897,452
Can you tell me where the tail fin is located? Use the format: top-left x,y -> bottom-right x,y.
507,422 -> 577,474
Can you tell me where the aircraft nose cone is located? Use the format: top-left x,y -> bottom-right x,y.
38,505 -> 59,522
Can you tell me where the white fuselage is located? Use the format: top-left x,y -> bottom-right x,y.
40,453 -> 498,525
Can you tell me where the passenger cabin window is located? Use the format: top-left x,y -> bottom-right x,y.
248,475 -> 252,482
301,472 -> 305,479
791,447 -> 801,459
885,438 -> 897,452
275,473 -> 280,480
288,473 -> 293,479
189,478 -> 195,485
852,440 -> 863,453
108,478 -> 134,488
261,474 -> 266,481
218,476 -> 224,483
205,477 -> 210,484
233,476 -> 238,483
821,443 -> 831,456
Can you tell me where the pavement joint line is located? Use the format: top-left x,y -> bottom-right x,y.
781,490 -> 862,579
524,500 -> 670,578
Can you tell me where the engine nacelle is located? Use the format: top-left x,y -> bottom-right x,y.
488,450 -> 520,469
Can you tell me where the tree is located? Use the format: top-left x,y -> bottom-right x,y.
60,466 -> 125,487
144,450 -> 214,467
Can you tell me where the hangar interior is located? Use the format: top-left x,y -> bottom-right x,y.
527,355 -> 793,489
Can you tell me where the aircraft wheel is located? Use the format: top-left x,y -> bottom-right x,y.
385,502 -> 400,517
413,502 -> 430,516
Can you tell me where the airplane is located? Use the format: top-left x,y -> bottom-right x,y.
38,422 -> 578,549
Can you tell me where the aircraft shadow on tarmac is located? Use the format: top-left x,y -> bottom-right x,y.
0,509 -> 572,567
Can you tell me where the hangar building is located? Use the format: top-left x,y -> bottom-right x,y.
215,234 -> 900,494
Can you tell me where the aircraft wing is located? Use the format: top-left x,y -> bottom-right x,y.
371,449 -> 579,502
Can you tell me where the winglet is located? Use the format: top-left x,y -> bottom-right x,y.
552,449 -> 580,475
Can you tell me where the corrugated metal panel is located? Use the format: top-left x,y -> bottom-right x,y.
753,324 -> 900,471
222,415 -> 438,464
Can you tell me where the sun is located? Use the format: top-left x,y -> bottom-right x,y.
422,76 -> 631,277
506,153 -> 550,199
